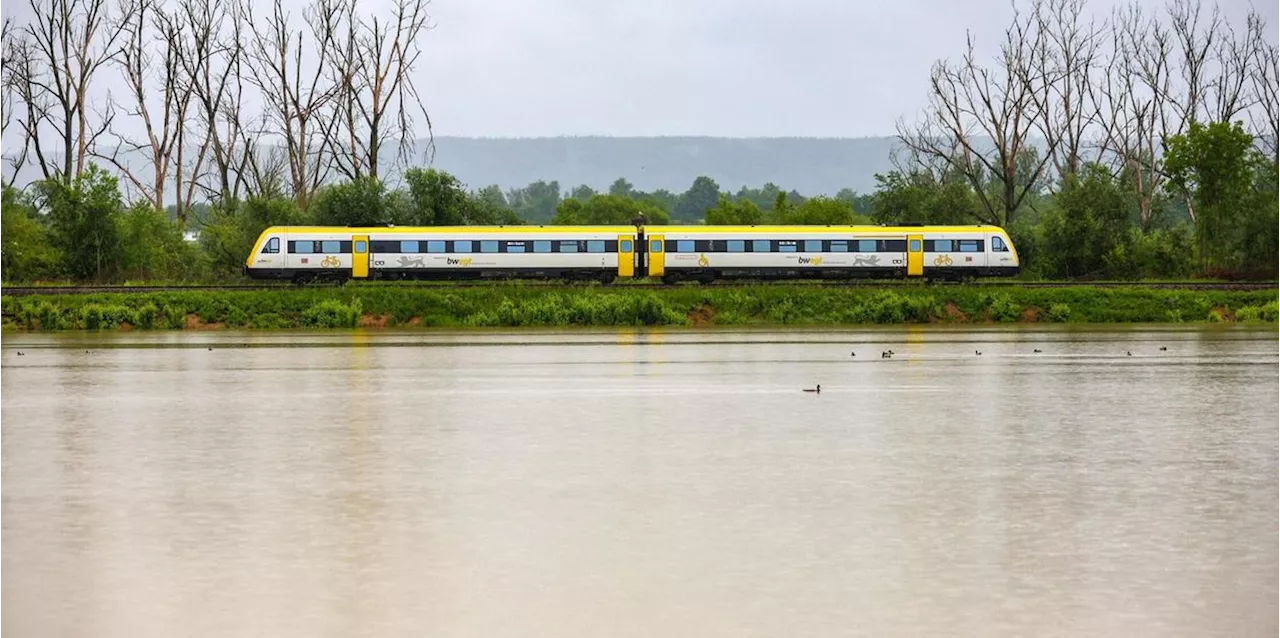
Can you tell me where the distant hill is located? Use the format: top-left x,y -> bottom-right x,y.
424,136 -> 899,195
2,136 -> 902,199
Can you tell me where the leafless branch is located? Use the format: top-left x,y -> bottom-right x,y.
21,0 -> 136,180
896,2 -> 1059,227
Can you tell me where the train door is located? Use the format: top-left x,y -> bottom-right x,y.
647,234 -> 665,278
352,235 -> 370,278
907,234 -> 923,277
617,234 -> 635,278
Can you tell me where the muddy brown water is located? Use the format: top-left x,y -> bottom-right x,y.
2,326 -> 1277,637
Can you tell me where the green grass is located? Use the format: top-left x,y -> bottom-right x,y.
3,285 -> 1276,331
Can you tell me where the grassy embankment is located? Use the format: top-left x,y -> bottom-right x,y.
2,284 -> 1277,331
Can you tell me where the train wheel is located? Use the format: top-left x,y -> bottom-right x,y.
598,272 -> 616,285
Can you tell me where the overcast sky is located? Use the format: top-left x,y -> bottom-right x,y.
413,0 -> 1276,137
2,0 -> 1275,140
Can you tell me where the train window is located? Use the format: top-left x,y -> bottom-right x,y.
587,240 -> 606,253
560,241 -> 579,253
620,240 -> 633,252
857,240 -> 877,252
933,239 -> 952,252
710,240 -> 727,252
293,241 -> 314,254
650,240 -> 662,252
534,241 -> 551,253
481,241 -> 499,253
804,240 -> 823,252
427,240 -> 446,253
728,240 -> 745,252
507,242 -> 526,253
677,240 -> 695,252
371,241 -> 397,253
992,237 -> 1009,252
454,240 -> 473,253
778,243 -> 796,253
909,239 -> 921,252
263,237 -> 280,253
321,240 -> 340,253
400,240 -> 418,253
354,241 -> 367,253
830,240 -> 849,252
959,240 -> 982,252
752,240 -> 770,252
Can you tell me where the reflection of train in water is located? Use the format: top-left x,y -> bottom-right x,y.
245,223 -> 1020,284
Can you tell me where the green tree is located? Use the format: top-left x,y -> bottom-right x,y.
506,180 -> 561,223
475,184 -> 509,208
311,176 -> 389,226
608,178 -> 634,198
674,176 -> 720,222
117,202 -> 210,281
733,183 -> 782,210
404,168 -> 471,226
551,194 -> 669,225
776,195 -> 856,225
1163,120 -> 1276,274
870,171 -> 980,225
569,184 -> 597,201
704,194 -> 764,225
1,186 -> 63,281
468,195 -> 523,226
35,165 -> 124,281
634,188 -> 678,213
199,195 -> 305,276
835,188 -> 876,215
1038,164 -> 1136,278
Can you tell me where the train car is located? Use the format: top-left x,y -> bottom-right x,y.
639,225 -> 1019,283
245,225 -> 637,283
246,224 -> 1020,284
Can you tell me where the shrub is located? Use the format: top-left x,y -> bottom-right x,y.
251,313 -> 291,329
1046,303 -> 1071,322
301,298 -> 362,328
986,293 -> 1022,322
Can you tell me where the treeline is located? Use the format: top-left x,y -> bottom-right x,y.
0,168 -> 880,281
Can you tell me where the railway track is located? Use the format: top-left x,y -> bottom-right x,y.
2,281 -> 1276,296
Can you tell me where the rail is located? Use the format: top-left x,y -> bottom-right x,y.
2,281 -> 1276,296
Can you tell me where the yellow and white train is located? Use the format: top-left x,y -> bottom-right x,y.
245,224 -> 1020,283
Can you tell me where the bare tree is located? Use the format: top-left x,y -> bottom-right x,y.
178,0 -> 260,204
897,2 -> 1059,226
328,0 -> 432,182
2,19 -> 33,188
95,0 -> 207,227
1206,10 -> 1261,124
1091,3 -> 1169,229
242,0 -> 344,209
1250,39 -> 1278,163
19,0 -> 134,180
1031,0 -> 1102,182
1165,0 -> 1220,132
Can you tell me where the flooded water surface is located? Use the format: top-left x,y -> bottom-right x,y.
2,327 -> 1277,637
